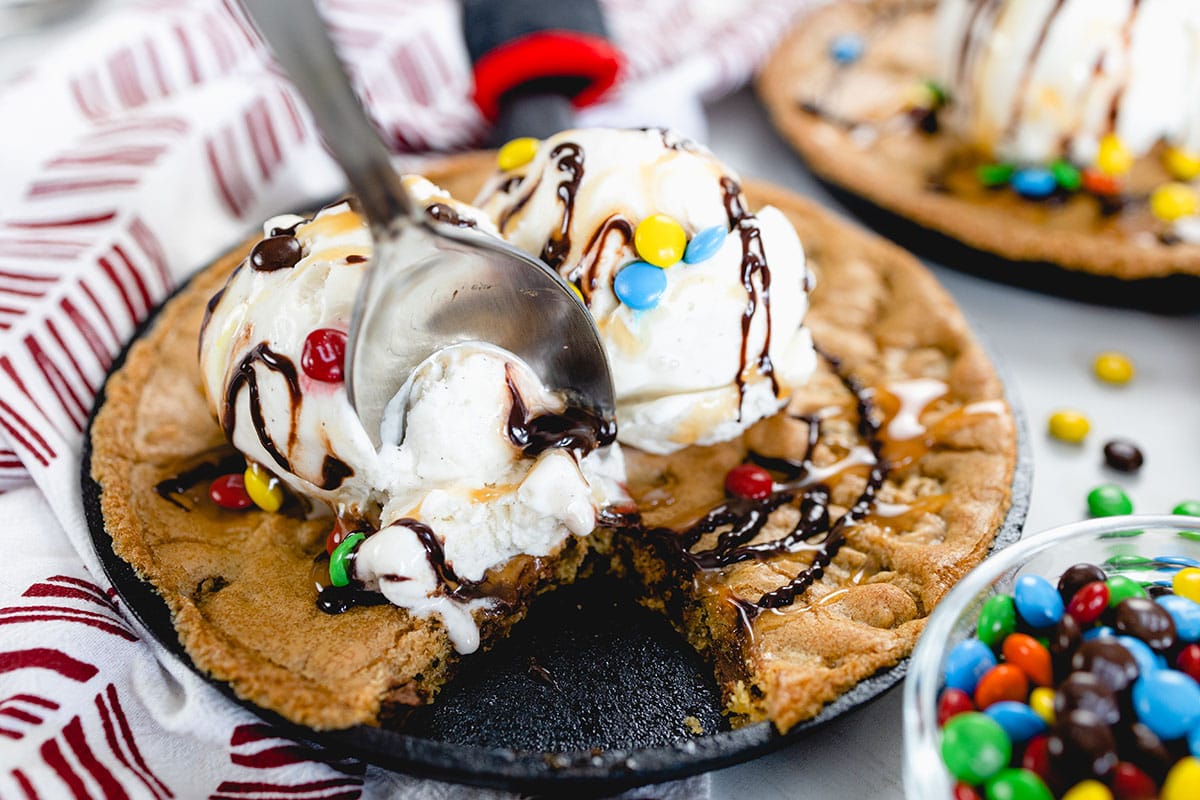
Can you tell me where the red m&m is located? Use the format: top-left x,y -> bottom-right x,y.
302,328 -> 347,383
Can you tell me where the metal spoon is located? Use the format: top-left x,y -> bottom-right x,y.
239,0 -> 615,447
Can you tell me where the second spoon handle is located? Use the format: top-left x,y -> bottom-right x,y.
240,0 -> 411,228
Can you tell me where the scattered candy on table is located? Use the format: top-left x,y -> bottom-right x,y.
243,462 -> 283,512
209,473 -> 252,510
497,137 -> 538,171
1150,183 -> 1199,223
683,225 -> 726,264
1012,168 -> 1058,199
301,328 -> 347,383
634,213 -> 687,267
1091,351 -> 1133,385
614,261 -> 668,310
1048,410 -> 1090,443
1102,440 -> 1144,473
1175,501 -> 1200,517
1087,484 -> 1132,517
938,560 -> 1200,799
829,32 -> 864,64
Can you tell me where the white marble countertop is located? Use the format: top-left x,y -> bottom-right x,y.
701,87 -> 1200,800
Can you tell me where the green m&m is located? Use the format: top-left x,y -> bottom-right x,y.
941,712 -> 1012,784
977,594 -> 1016,648
329,531 -> 366,587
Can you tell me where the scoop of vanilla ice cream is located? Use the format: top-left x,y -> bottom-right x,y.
937,0 -> 1200,165
475,128 -> 816,455
199,179 -> 624,653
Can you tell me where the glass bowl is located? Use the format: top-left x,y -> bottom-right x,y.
902,514 -> 1200,798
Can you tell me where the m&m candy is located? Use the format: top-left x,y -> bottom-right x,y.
724,463 -> 773,500
614,261 -> 668,310
1097,134 -> 1132,176
683,225 -> 726,264
1012,168 -> 1057,199
1048,410 -> 1089,443
497,137 -> 538,171
328,531 -> 365,587
829,32 -> 864,64
1150,183 -> 1199,222
634,214 -> 687,267
302,328 -> 347,383
1087,485 -> 1132,518
244,463 -> 284,512
209,473 -> 252,510
939,560 -> 1200,799
1092,351 -> 1133,384
1164,147 -> 1200,181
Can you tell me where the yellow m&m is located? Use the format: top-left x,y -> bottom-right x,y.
1028,686 -> 1055,726
497,137 -> 538,171
634,214 -> 686,268
1164,147 -> 1200,181
1163,757 -> 1200,800
1048,410 -> 1090,443
1150,182 -> 1199,222
1096,134 -> 1133,176
1093,351 -> 1134,384
1062,781 -> 1112,800
244,463 -> 284,512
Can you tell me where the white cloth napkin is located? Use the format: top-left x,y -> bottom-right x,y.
0,0 -> 812,795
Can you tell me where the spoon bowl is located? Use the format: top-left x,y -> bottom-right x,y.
239,0 -> 615,445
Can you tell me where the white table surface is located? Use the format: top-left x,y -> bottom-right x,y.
4,9 -> 1200,799
701,87 -> 1200,800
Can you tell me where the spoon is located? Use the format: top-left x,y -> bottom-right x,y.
239,0 -> 615,447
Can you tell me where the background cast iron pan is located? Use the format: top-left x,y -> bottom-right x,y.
812,179 -> 1200,314
82,274 -> 1032,795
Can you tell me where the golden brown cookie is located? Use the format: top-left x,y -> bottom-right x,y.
90,152 -> 1016,735
757,0 -> 1200,281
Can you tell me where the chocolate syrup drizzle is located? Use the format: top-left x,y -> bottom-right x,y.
646,353 -> 888,615
720,177 -> 779,412
425,202 -> 477,229
504,366 -> 616,458
316,517 -> 473,615
155,452 -> 246,510
539,143 -> 584,271
565,214 -> 633,304
222,343 -> 354,491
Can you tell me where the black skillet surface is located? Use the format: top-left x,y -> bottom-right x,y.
82,278 -> 1032,795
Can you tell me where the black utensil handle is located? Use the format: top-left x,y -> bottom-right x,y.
463,0 -> 622,123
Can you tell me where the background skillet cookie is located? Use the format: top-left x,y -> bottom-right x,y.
757,0 -> 1200,289
89,151 -> 1017,744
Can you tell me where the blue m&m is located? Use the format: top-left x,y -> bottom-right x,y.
829,33 -> 864,64
1012,168 -> 1057,199
1014,574 -> 1063,628
614,261 -> 667,311
683,225 -> 726,264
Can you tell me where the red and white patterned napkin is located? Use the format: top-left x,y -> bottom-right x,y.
0,0 -> 812,795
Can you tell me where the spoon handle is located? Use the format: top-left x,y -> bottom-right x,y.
239,0 -> 411,228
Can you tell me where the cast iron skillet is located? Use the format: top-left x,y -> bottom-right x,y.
81,276 -> 1032,795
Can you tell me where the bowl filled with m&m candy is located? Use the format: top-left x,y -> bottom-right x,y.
904,515 -> 1200,800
